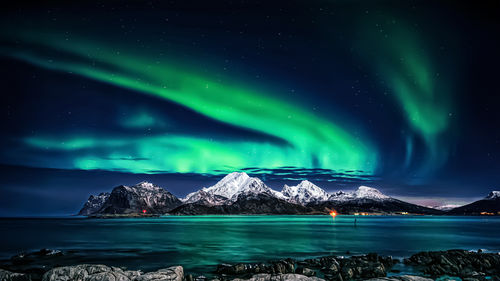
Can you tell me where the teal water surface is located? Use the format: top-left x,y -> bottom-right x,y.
1,215 -> 499,274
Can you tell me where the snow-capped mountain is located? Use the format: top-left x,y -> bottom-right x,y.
281,180 -> 330,204
78,174 -> 446,216
354,186 -> 390,200
447,190 -> 500,215
78,192 -> 110,215
328,186 -> 390,201
183,190 -> 228,206
78,181 -> 182,215
182,172 -> 281,203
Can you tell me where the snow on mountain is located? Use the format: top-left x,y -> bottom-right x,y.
486,191 -> 500,200
354,186 -> 390,200
183,190 -> 228,205
329,190 -> 355,201
281,180 -> 330,204
183,172 -> 280,203
432,204 -> 463,211
329,186 -> 390,201
180,172 -> 394,207
124,181 -> 179,208
78,192 -> 110,215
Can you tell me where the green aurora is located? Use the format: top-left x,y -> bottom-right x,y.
356,20 -> 454,176
1,31 -> 378,175
0,15 -> 455,178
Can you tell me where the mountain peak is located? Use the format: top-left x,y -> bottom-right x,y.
486,191 -> 500,200
134,181 -> 157,189
355,186 -> 390,199
129,181 -> 166,193
281,180 -> 330,204
188,172 -> 273,202
79,181 -> 182,215
217,172 -> 250,185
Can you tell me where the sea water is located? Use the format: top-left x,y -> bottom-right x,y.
1,215 -> 499,274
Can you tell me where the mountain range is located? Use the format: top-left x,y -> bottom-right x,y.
78,172 -> 499,216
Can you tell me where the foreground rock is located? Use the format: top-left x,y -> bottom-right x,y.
300,253 -> 397,281
0,269 -> 31,281
364,276 -> 433,281
42,264 -> 183,281
11,249 -> 63,265
404,249 -> 500,278
216,253 -> 398,281
231,273 -> 325,281
216,259 -> 296,275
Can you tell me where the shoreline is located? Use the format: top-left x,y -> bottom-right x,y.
2,214 -> 500,220
1,249 -> 499,281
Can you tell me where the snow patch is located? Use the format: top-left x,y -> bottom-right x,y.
486,191 -> 500,200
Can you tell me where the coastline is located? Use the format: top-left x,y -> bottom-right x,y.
1,249 -> 499,281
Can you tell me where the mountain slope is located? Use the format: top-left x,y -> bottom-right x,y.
281,180 -> 330,204
79,182 -> 182,215
182,190 -> 228,206
170,192 -> 314,215
447,191 -> 500,215
78,192 -> 110,215
78,176 -> 446,216
310,186 -> 443,215
182,172 -> 282,204
328,186 -> 390,201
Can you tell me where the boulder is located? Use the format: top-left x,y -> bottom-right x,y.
11,249 -> 63,265
364,276 -> 433,281
41,264 -> 183,281
295,267 -> 316,277
134,266 -> 183,281
0,269 -> 31,281
42,264 -> 135,281
231,273 -> 325,281
216,259 -> 295,276
404,250 -> 500,277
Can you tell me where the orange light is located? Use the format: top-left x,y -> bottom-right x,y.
329,210 -> 337,218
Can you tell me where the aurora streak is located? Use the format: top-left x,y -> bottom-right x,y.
1,32 -> 377,175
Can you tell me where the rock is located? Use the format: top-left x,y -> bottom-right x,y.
231,273 -> 325,281
41,264 -> 183,281
135,266 -> 183,281
364,276 -> 433,281
215,259 -> 295,276
42,264 -> 134,281
11,249 -> 63,265
340,267 -> 354,280
0,269 -> 31,281
405,250 -> 500,277
295,267 -> 316,276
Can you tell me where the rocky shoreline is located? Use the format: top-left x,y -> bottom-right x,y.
0,250 -> 498,281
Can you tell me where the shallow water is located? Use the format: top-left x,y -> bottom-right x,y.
1,215 -> 499,274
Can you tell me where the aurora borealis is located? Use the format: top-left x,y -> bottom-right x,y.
0,0 -> 499,215
2,31 -> 377,174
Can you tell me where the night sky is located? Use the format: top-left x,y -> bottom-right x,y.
1,0 -> 499,216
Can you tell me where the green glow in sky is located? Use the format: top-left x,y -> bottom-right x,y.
3,31 -> 378,174
358,20 -> 453,176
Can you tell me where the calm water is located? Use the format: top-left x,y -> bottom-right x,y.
1,216 -> 499,274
